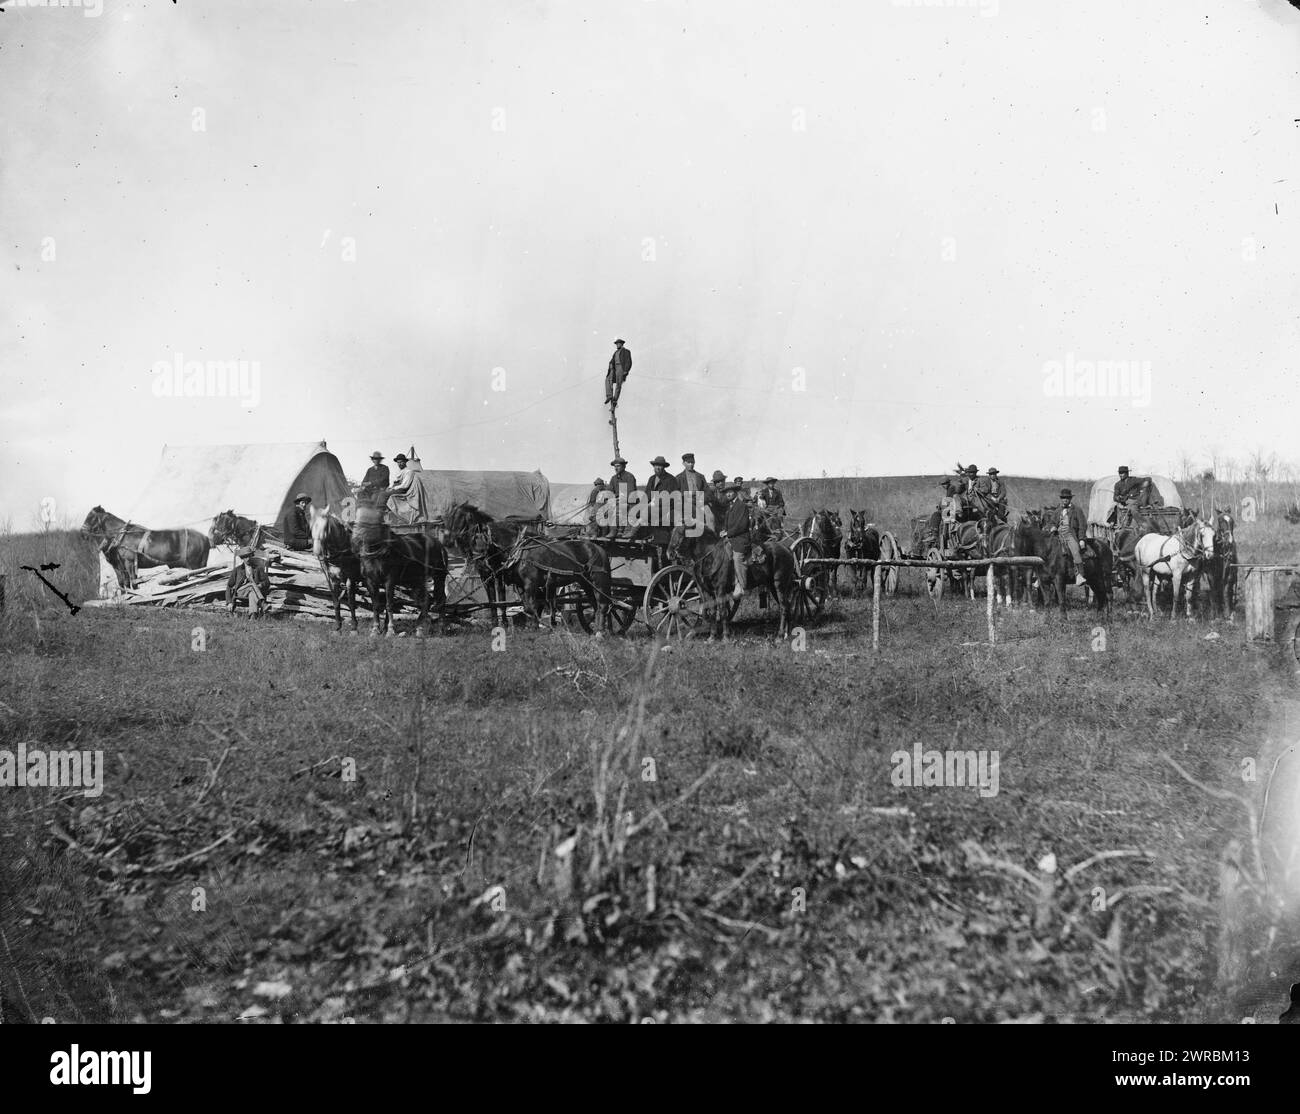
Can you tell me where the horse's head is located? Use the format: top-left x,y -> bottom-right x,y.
1184,519 -> 1215,559
667,522 -> 688,563
1214,507 -> 1236,548
210,509 -> 236,546
848,510 -> 867,544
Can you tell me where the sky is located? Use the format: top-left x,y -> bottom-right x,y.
2,0 -> 1299,526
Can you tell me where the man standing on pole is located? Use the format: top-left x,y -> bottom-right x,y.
606,339 -> 631,413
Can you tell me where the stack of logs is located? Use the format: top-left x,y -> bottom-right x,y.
88,541 -> 486,622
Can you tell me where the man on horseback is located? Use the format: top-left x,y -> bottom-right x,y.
1056,488 -> 1089,587
721,484 -> 752,598
705,470 -> 729,532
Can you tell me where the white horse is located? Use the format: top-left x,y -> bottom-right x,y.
1133,519 -> 1215,619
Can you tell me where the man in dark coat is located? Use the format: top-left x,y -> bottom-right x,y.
1056,488 -> 1089,586
645,455 -> 679,527
986,468 -> 1008,523
608,457 -> 637,537
1109,465 -> 1145,525
721,484 -> 752,598
759,477 -> 785,511
284,493 -> 313,551
676,453 -> 708,531
360,451 -> 390,507
606,339 -> 632,406
705,470 -> 729,532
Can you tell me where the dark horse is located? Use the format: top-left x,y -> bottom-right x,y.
1016,510 -> 1111,616
350,507 -> 447,637
667,523 -> 797,640
310,505 -> 362,633
1206,507 -> 1239,619
81,506 -> 210,590
210,510 -> 262,549
844,510 -> 881,595
801,509 -> 843,594
443,503 -> 612,632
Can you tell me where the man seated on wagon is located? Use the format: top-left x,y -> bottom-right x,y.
358,451 -> 390,508
585,477 -> 612,538
758,477 -> 785,512
283,493 -> 314,551
986,468 -> 1008,523
1108,465 -> 1145,526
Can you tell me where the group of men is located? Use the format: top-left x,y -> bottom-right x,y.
942,464 -> 1008,525
585,455 -> 786,596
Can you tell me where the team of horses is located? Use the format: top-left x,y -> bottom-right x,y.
81,490 -> 1240,637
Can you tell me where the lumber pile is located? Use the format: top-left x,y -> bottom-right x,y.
83,542 -> 491,623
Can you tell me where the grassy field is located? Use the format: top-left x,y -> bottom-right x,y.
2,484 -> 1298,1023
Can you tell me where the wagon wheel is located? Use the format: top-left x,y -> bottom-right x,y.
878,531 -> 900,596
925,546 -> 944,599
554,582 -> 637,634
789,537 -> 828,623
643,565 -> 705,638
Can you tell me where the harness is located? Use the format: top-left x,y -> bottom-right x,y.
1146,526 -> 1207,572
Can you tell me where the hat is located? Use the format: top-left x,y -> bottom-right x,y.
1060,488 -> 1074,499
987,468 -> 999,475
370,451 -> 384,461
1118,465 -> 1130,474
965,464 -> 978,474
294,492 -> 311,504
394,453 -> 408,464
611,456 -> 627,466
650,455 -> 670,467
682,453 -> 695,463
614,338 -> 625,345
733,476 -> 744,484
764,476 -> 778,484
711,470 -> 726,482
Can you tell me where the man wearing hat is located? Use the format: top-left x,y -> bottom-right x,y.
1110,465 -> 1144,526
676,454 -> 707,532
758,477 -> 785,512
605,339 -> 632,407
1056,489 -> 1089,587
986,468 -> 1007,523
586,477 -> 611,538
608,457 -> 637,538
645,456 -> 679,528
389,452 -> 417,497
721,483 -> 753,598
284,492 -> 314,551
360,451 -> 390,507
705,470 -> 729,531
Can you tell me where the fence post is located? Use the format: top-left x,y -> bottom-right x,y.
986,563 -> 994,645
872,558 -> 881,652
1244,568 -> 1275,642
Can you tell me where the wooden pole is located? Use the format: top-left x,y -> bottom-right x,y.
872,556 -> 881,652
609,401 -> 621,462
986,563 -> 995,646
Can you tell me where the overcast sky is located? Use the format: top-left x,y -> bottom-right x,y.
2,0 -> 1299,524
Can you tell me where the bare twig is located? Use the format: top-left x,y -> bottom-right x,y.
141,824 -> 248,875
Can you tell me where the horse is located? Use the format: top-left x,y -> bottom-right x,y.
801,509 -> 843,594
443,503 -> 611,633
979,519 -> 1016,606
81,506 -> 210,590
1017,511 -> 1111,616
667,523 -> 796,640
1134,519 -> 1214,620
350,508 -> 448,637
844,510 -> 881,595
210,510 -> 263,549
309,505 -> 362,633
1207,508 -> 1239,618
1012,513 -> 1046,606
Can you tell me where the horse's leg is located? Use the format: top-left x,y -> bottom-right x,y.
368,569 -> 384,636
415,579 -> 429,638
346,568 -> 358,632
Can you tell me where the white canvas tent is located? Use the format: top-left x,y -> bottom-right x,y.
124,442 -> 352,535
1087,473 -> 1182,527
548,482 -> 597,530
386,469 -> 550,525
